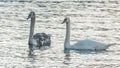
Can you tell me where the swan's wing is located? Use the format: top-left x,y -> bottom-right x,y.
31,38 -> 39,50
43,34 -> 51,46
72,39 -> 109,50
33,33 -> 44,48
33,33 -> 51,47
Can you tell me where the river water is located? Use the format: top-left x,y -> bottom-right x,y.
0,1 -> 120,68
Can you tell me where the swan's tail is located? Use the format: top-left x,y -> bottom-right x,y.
107,43 -> 116,47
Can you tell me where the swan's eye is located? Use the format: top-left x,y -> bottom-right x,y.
27,12 -> 35,19
62,17 -> 70,24
31,13 -> 35,17
64,18 -> 68,21
62,18 -> 67,23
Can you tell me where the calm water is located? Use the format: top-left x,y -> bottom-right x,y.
0,1 -> 120,68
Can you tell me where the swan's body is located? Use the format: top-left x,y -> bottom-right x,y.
27,11 -> 51,55
32,33 -> 51,49
62,17 -> 113,51
69,40 -> 112,50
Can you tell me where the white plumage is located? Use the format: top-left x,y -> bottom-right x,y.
62,17 -> 113,51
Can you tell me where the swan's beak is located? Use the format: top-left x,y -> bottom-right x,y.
27,13 -> 31,20
62,19 -> 66,24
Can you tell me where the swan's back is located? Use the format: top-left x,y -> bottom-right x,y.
71,39 -> 111,50
33,33 -> 51,49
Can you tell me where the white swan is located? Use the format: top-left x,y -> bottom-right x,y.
62,17 -> 113,51
27,11 -> 51,55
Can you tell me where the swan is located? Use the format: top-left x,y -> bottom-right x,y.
27,11 -> 51,55
62,17 -> 113,51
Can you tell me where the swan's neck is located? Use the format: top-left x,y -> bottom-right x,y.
29,17 -> 35,44
64,22 -> 70,50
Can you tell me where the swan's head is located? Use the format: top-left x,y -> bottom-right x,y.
27,11 -> 35,20
62,17 -> 70,24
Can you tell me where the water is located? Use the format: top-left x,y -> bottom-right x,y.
0,1 -> 120,68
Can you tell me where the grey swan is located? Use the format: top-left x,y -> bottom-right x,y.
27,11 -> 51,55
62,17 -> 113,51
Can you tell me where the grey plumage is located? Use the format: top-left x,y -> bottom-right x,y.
33,33 -> 51,48
27,11 -> 51,55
